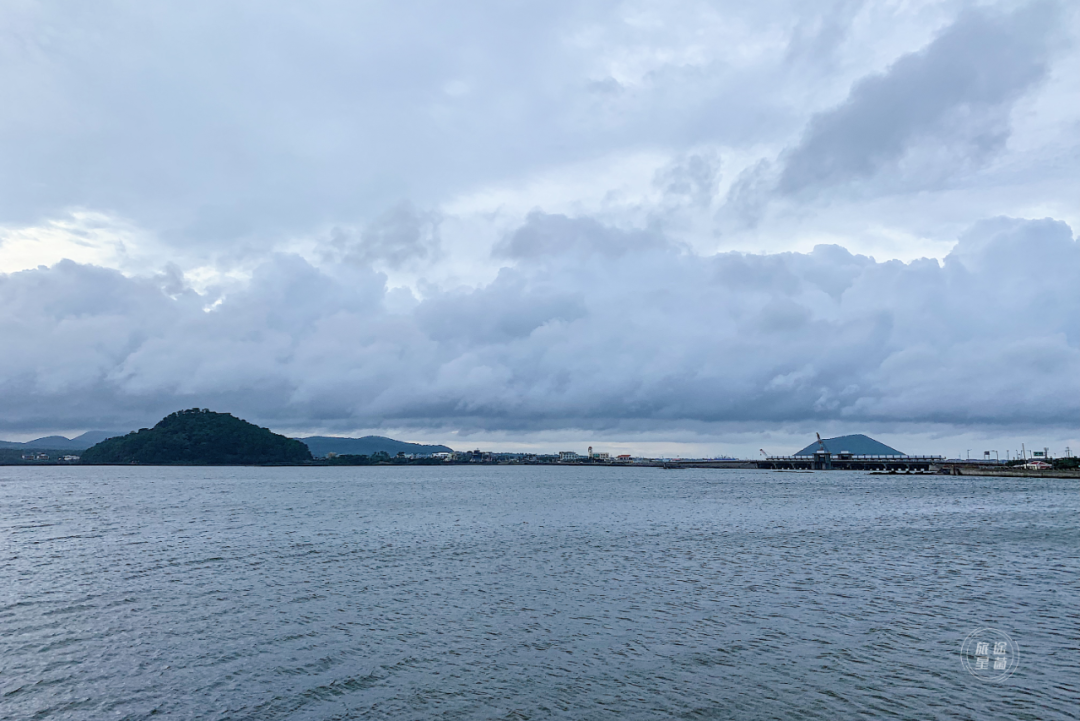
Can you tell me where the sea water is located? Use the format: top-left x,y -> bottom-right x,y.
1,466 -> 1076,719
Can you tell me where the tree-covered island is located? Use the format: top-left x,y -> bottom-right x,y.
81,409 -> 313,465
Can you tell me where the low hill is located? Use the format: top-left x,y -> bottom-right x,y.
82,409 -> 312,465
298,435 -> 453,458
0,430 -> 126,451
793,434 -> 904,457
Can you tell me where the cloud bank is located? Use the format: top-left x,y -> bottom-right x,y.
1,1 -> 1078,452
2,216 -> 1075,442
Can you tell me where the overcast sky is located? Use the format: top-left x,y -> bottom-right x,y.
1,0 -> 1077,457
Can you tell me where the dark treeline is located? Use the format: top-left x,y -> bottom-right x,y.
326,452 -> 445,466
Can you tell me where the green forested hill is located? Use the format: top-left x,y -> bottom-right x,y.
81,409 -> 312,465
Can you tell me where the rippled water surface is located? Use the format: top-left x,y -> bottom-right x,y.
1,466 -> 1076,720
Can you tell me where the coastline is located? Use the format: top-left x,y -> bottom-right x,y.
5,460 -> 1078,478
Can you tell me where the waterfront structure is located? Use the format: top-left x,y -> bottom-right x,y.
760,433 -> 943,471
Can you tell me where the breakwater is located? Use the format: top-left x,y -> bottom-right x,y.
937,464 -> 1080,479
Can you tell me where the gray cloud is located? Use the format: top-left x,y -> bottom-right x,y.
784,0 -> 866,69
1,215 -> 1075,436
328,203 -> 441,269
722,159 -> 777,227
416,269 -> 587,345
0,1 -> 811,244
778,2 -> 1059,195
1,1 -> 1077,449
653,151 -> 722,207
494,212 -> 676,260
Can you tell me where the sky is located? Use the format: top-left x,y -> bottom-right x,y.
1,0 -> 1077,458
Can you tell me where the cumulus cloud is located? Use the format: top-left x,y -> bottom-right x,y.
494,212 -> 675,260
326,203 -> 441,270
777,2 -> 1059,195
653,151 -> 722,208
1,215 -> 1075,440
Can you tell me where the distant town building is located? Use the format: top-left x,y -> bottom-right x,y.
559,451 -> 580,462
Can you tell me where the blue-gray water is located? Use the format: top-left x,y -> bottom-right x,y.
1,467 -> 1076,720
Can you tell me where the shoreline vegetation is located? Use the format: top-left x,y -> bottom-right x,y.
2,409 -> 1077,477
5,453 -> 1079,477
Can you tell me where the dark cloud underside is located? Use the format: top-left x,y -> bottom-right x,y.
1,216 -> 1075,434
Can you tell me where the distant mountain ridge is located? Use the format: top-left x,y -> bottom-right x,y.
0,431 -> 125,451
298,436 -> 453,458
1,430 -> 453,458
